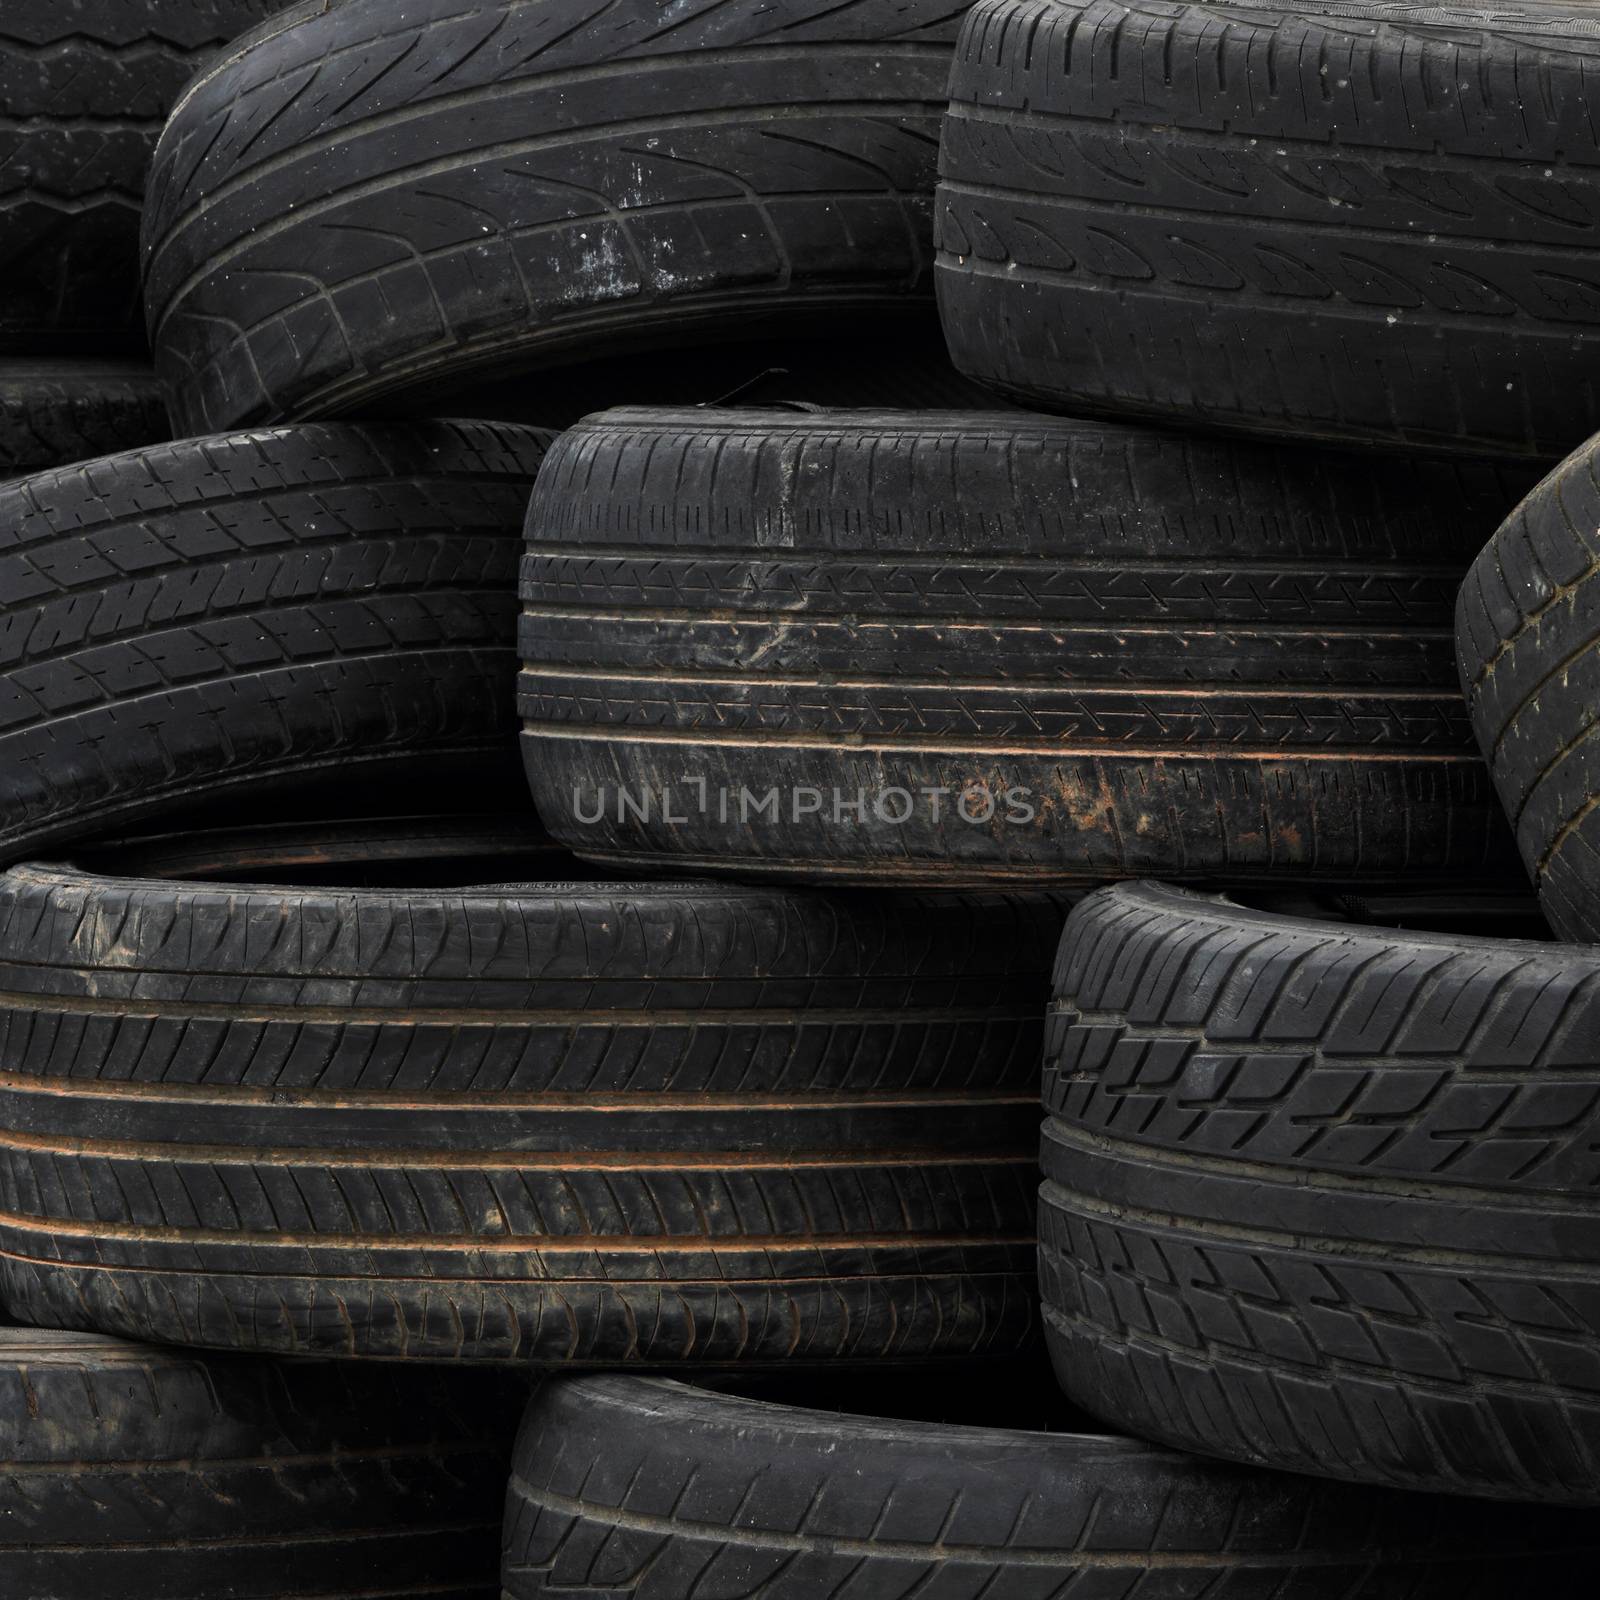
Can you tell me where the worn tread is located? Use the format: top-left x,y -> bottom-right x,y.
1042,880 -> 1600,1504
0,359 -> 170,481
519,407 -> 1529,885
0,865 -> 1058,1362
1459,434 -> 1600,940
142,0 -> 965,433
0,2 -> 290,348
936,0 -> 1600,459
501,1374 -> 1600,1598
0,1324 -> 520,1596
0,420 -> 552,862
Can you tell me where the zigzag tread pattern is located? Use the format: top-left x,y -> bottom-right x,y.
0,3 -> 292,342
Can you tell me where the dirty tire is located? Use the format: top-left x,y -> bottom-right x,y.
1042,880 -> 1600,1505
0,1325 -> 522,1597
519,407 -> 1528,886
0,867 -> 1057,1362
936,0 -> 1600,460
1459,436 -> 1600,941
144,0 -> 963,434
503,1375 -> 1600,1599
0,361 -> 170,480
0,1 -> 289,350
0,420 -> 553,863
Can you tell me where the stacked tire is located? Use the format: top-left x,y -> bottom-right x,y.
0,5 -> 293,476
2,0 -> 1599,1595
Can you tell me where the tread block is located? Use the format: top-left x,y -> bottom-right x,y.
936,0 -> 1600,458
1043,880 -> 1600,1503
518,407 -> 1530,885
0,866 -> 1060,1362
0,420 -> 552,861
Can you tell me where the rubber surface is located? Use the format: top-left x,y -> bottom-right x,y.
144,0 -> 964,434
519,407 -> 1529,885
0,360 -> 169,481
0,1 -> 288,351
0,867 -> 1058,1363
1460,436 -> 1600,942
936,0 -> 1600,460
503,1374 -> 1600,1598
0,1325 -> 521,1597
0,420 -> 552,863
1042,880 -> 1600,1505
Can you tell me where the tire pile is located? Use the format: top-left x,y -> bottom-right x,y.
2,1 -> 1599,1595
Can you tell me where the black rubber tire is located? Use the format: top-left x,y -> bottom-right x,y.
0,1325 -> 522,1597
1459,436 -> 1600,942
0,1 -> 288,352
143,0 -> 964,435
0,360 -> 170,481
1042,880 -> 1600,1506
518,407 -> 1530,886
0,866 -> 1058,1363
69,812 -> 577,887
936,0 -> 1600,461
503,1374 -> 1600,1598
0,420 -> 553,863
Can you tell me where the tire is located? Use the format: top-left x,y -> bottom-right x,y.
0,361 -> 169,481
143,0 -> 964,435
0,866 -> 1057,1363
936,0 -> 1600,460
0,1325 -> 522,1598
518,407 -> 1529,886
0,1 -> 289,352
1459,436 -> 1600,942
1042,880 -> 1600,1505
0,420 -> 553,863
502,1374 -> 1600,1599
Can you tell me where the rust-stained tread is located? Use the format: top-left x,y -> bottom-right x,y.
0,1324 -> 521,1596
936,0 -> 1600,460
503,1374 -> 1600,1598
518,407 -> 1531,886
1459,434 -> 1600,941
1042,880 -> 1600,1505
0,420 -> 553,864
0,864 -> 1059,1362
0,1 -> 290,350
142,0 -> 964,434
